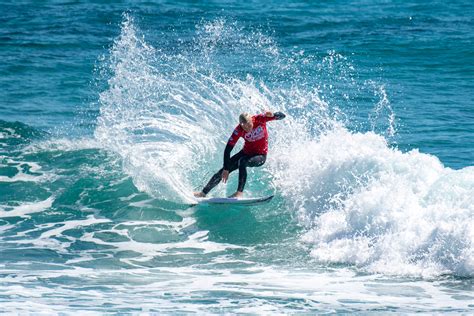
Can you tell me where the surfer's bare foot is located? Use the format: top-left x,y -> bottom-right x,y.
193,191 -> 206,198
229,191 -> 243,198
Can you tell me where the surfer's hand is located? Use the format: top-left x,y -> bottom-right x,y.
221,170 -> 229,183
265,111 -> 274,117
274,111 -> 286,120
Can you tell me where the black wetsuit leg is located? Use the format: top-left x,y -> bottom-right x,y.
202,150 -> 245,194
237,154 -> 266,192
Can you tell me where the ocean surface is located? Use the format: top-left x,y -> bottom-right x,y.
1,0 -> 473,313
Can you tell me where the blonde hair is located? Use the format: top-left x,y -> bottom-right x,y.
239,113 -> 252,124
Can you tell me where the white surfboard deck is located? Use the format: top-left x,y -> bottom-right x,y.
194,195 -> 274,205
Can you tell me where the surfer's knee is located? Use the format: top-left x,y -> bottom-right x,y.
238,157 -> 248,168
245,155 -> 266,167
255,155 -> 266,166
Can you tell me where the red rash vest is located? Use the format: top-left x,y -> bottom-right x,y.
227,114 -> 276,155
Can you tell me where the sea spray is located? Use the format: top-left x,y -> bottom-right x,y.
94,15 -> 337,202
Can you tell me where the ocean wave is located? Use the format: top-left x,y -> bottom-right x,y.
93,14 -> 473,277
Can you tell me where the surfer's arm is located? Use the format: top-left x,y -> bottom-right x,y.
223,143 -> 234,170
224,126 -> 241,170
262,111 -> 286,122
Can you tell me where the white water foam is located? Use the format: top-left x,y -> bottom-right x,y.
8,215 -> 112,252
0,196 -> 54,219
22,137 -> 101,154
270,128 -> 474,277
0,158 -> 54,183
0,265 -> 470,313
0,127 -> 20,140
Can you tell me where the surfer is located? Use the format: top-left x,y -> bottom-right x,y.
194,111 -> 286,198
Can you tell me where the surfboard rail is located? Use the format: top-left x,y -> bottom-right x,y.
194,195 -> 274,205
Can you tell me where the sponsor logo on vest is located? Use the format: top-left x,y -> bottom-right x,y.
244,126 -> 264,141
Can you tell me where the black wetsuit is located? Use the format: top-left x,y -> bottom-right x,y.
202,149 -> 266,194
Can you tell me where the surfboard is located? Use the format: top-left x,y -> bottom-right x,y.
195,195 -> 274,205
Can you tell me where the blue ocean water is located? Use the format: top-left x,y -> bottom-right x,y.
1,1 -> 473,313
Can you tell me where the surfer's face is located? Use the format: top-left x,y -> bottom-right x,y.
241,121 -> 253,132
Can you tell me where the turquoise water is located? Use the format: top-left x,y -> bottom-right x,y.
1,1 -> 473,313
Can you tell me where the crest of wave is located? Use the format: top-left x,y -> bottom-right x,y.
270,125 -> 474,277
